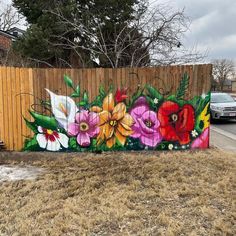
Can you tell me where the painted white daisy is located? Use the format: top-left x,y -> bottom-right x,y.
153,98 -> 159,104
168,144 -> 174,150
191,130 -> 198,137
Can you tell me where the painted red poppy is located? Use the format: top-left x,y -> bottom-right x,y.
157,101 -> 195,145
115,88 -> 128,103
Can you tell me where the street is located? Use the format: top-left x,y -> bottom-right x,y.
210,119 -> 236,152
212,119 -> 236,135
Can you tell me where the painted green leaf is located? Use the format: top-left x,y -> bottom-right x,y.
195,94 -> 210,117
41,100 -> 51,107
86,139 -> 99,151
128,87 -> 145,108
91,95 -> 102,107
176,73 -> 189,99
83,91 -> 89,104
156,141 -> 175,151
92,138 -> 97,147
79,101 -> 86,106
23,136 -> 40,151
145,95 -> 156,110
75,85 -> 80,95
146,85 -> 163,100
70,93 -> 80,98
99,85 -> 105,97
91,86 -> 106,107
69,137 -> 78,150
166,95 -> 186,107
189,96 -> 201,109
64,74 -> 73,88
116,138 -> 125,147
109,84 -> 113,92
131,89 -> 142,102
29,110 -> 58,130
24,117 -> 38,133
126,137 -> 144,150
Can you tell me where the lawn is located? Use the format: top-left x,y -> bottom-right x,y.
0,149 -> 235,235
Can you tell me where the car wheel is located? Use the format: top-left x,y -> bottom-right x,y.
210,113 -> 215,124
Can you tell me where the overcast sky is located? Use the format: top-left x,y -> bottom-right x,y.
155,0 -> 236,62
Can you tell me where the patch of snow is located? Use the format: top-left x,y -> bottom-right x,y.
0,165 -> 45,182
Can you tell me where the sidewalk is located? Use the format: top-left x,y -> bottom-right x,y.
210,126 -> 236,152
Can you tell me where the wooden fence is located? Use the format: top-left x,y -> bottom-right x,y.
0,64 -> 212,151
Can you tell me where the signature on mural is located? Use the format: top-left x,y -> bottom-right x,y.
23,73 -> 210,152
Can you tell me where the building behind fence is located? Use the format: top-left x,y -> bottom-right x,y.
0,64 -> 212,151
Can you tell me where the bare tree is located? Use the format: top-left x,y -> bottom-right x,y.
47,2 -> 204,68
0,1 -> 23,31
212,59 -> 235,91
0,47 -> 25,67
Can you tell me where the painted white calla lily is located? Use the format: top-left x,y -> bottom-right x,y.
46,89 -> 78,131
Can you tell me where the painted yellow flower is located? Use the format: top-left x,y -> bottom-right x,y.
197,102 -> 210,130
96,93 -> 134,148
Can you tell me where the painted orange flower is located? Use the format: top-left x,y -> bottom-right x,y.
96,93 -> 134,148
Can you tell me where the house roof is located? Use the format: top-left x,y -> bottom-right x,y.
0,30 -> 17,39
224,79 -> 232,86
0,27 -> 25,39
7,27 -> 25,34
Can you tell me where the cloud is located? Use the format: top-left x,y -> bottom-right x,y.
162,0 -> 236,61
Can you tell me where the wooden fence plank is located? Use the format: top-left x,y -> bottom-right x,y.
15,67 -> 23,150
2,67 -> 9,148
0,67 -> 4,145
6,67 -> 14,150
11,67 -> 17,149
20,68 -> 27,144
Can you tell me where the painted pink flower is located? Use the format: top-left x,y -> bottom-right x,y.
68,110 -> 99,147
191,127 -> 209,149
130,97 -> 162,147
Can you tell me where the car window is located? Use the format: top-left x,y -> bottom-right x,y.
211,94 -> 235,103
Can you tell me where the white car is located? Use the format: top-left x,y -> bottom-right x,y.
210,92 -> 236,120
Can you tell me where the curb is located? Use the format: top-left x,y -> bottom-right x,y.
211,126 -> 236,141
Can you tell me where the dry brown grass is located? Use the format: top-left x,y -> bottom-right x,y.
0,149 -> 235,236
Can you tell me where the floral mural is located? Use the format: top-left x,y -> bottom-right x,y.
23,73 -> 210,151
